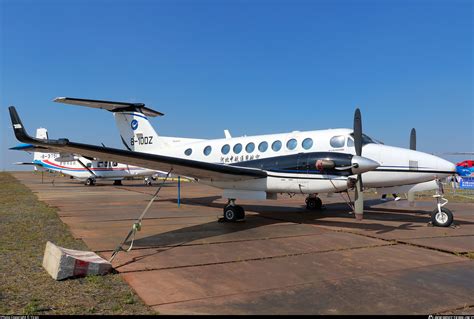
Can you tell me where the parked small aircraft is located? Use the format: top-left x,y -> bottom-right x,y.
9,99 -> 457,226
456,160 -> 474,177
10,127 -> 161,186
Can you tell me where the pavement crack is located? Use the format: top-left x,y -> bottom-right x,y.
116,243 -> 394,273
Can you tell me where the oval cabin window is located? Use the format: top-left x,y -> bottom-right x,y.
302,138 -> 313,150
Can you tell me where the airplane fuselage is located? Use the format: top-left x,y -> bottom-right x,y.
118,116 -> 455,195
35,152 -> 156,181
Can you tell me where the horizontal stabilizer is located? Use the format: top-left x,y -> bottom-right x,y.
14,162 -> 44,167
10,143 -> 51,153
53,97 -> 164,117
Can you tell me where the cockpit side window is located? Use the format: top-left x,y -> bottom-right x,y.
349,133 -> 378,145
330,135 -> 345,148
347,137 -> 354,147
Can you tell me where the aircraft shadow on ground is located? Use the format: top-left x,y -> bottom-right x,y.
129,196 -> 474,251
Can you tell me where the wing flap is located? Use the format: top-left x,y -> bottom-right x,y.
9,106 -> 266,182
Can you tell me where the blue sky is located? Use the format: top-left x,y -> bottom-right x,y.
1,0 -> 472,170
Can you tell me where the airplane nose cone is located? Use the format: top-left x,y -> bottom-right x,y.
437,158 -> 457,175
351,155 -> 380,174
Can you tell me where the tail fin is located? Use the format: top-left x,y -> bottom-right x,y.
114,111 -> 169,152
33,128 -> 49,161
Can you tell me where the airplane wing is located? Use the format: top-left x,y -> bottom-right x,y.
9,107 -> 266,182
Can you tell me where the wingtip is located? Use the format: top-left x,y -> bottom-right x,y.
53,97 -> 66,102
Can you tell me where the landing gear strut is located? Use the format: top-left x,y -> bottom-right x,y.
305,194 -> 322,210
222,199 -> 245,222
144,177 -> 152,186
430,194 -> 453,227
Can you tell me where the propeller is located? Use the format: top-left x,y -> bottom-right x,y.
410,128 -> 416,150
353,108 -> 364,220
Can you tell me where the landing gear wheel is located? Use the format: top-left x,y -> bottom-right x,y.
223,206 -> 238,222
223,205 -> 245,222
431,207 -> 453,227
144,178 -> 152,186
306,197 -> 322,210
113,180 -> 122,186
85,178 -> 95,186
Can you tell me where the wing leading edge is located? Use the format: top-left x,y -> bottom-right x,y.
8,106 -> 266,181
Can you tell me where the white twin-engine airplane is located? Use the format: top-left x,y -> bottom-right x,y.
11,127 -> 160,186
9,98 -> 456,227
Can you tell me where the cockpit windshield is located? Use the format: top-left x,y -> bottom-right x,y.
349,133 -> 381,145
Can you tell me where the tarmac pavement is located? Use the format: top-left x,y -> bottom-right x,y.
11,172 -> 474,314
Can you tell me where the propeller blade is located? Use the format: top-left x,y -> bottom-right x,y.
353,108 -> 362,156
410,128 -> 416,150
352,108 -> 364,219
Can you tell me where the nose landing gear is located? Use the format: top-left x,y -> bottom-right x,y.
431,194 -> 453,227
430,179 -> 454,227
144,177 -> 152,186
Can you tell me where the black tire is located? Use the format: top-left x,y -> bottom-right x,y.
431,207 -> 453,227
235,205 -> 245,220
85,178 -> 95,186
306,197 -> 322,210
113,180 -> 122,186
223,206 -> 239,222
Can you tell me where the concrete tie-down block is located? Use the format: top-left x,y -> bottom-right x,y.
42,241 -> 112,280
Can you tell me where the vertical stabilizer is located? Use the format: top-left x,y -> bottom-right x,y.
34,128 -> 49,161
114,112 -> 168,153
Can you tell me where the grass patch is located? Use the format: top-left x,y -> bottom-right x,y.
0,172 -> 154,315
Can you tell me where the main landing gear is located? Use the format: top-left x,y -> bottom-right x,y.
222,199 -> 245,222
85,177 -> 96,186
144,177 -> 153,186
305,194 -> 323,210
